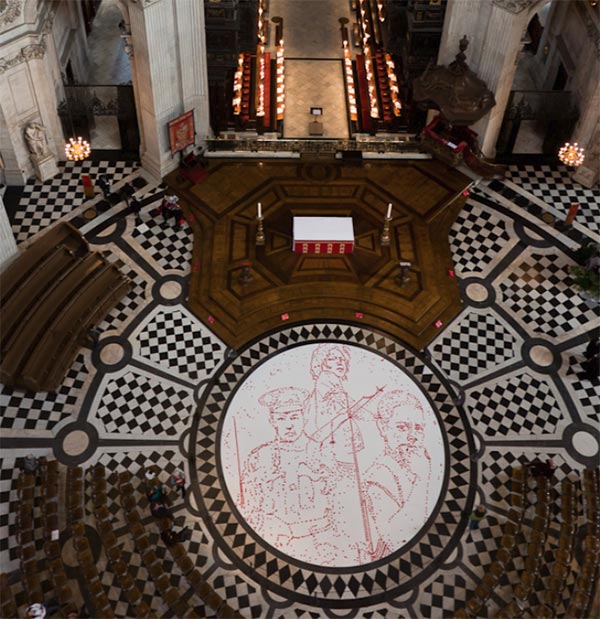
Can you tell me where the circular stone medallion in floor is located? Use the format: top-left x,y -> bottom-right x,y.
191,323 -> 475,607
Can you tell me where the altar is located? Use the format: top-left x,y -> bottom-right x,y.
292,217 -> 355,254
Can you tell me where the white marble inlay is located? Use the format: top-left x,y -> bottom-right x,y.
572,431 -> 599,457
100,342 -> 124,365
466,283 -> 488,302
63,430 -> 89,456
221,343 -> 445,567
530,344 -> 553,367
160,280 -> 182,300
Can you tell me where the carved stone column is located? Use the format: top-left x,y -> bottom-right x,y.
470,0 -> 536,157
570,10 -> 600,188
127,0 -> 210,179
572,123 -> 599,189
0,194 -> 18,269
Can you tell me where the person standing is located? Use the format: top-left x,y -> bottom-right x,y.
469,504 -> 487,530
527,458 -> 557,478
97,175 -> 112,199
129,195 -> 142,224
582,334 -> 600,383
168,468 -> 186,499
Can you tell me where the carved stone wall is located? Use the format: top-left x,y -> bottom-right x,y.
0,1 -> 64,184
438,0 -> 599,159
127,0 -> 210,179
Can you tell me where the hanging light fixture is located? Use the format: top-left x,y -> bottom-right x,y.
65,136 -> 91,161
62,90 -> 91,162
558,142 -> 585,167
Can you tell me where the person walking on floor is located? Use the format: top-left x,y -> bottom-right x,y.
129,195 -> 142,224
168,468 -> 186,499
582,334 -> 600,383
469,504 -> 487,530
97,174 -> 112,199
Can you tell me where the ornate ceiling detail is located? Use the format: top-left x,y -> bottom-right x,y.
576,0 -> 600,59
0,0 -> 22,27
41,7 -> 57,35
492,0 -> 534,14
0,40 -> 46,75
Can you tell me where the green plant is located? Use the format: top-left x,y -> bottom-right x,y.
570,265 -> 600,298
574,242 -> 600,266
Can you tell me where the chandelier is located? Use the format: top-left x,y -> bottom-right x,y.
65,136 -> 91,161
558,142 -> 585,167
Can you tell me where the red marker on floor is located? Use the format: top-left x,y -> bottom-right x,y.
355,311 -> 364,319
208,315 -> 215,324
435,320 -> 443,328
281,313 -> 289,321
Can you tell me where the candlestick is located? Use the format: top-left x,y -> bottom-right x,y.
256,215 -> 265,245
386,203 -> 392,219
381,212 -> 391,246
396,261 -> 412,286
257,202 -> 262,219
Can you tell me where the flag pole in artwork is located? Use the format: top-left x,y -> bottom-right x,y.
234,417 -> 245,508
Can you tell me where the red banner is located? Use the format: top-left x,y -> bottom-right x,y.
168,110 -> 195,155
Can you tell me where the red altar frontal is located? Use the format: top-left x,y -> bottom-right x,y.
292,217 -> 355,254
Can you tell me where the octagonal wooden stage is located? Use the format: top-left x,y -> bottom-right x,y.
164,158 -> 470,350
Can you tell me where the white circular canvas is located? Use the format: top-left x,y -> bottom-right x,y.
220,343 -> 446,567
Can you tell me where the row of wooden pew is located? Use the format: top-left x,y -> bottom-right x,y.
455,466 -> 600,619
1,459 -> 246,618
0,222 -> 131,392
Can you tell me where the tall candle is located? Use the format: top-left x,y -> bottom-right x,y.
386,203 -> 392,219
258,202 -> 262,218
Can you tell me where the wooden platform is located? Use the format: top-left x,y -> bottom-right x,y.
164,158 -> 470,350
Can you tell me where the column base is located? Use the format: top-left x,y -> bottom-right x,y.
572,165 -> 598,189
31,154 -> 59,183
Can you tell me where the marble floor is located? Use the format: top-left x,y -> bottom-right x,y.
283,60 -> 350,138
1,159 -> 599,618
267,0 -> 354,139
268,0 -> 353,59
86,0 -> 132,85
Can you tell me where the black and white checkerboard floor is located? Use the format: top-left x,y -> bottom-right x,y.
2,161 -> 599,618
506,164 -> 600,236
12,160 -> 139,243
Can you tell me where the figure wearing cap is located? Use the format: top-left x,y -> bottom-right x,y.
241,386 -> 343,564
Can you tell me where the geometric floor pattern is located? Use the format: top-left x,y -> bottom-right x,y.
506,164 -> 600,236
1,161 -> 599,618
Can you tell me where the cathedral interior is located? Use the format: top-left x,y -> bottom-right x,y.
0,1 -> 599,618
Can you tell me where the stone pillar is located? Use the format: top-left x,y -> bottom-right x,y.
437,0 -> 489,67
127,0 -> 210,180
570,17 -> 600,188
572,123 -> 599,189
0,194 -> 18,269
471,0 -> 535,157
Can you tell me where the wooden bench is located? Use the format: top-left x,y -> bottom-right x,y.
0,222 -> 130,392
1,245 -> 77,342
0,222 -> 86,300
1,253 -> 105,365
23,274 -> 131,392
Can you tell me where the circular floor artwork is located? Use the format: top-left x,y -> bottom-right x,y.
220,343 -> 446,567
192,323 -> 475,607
